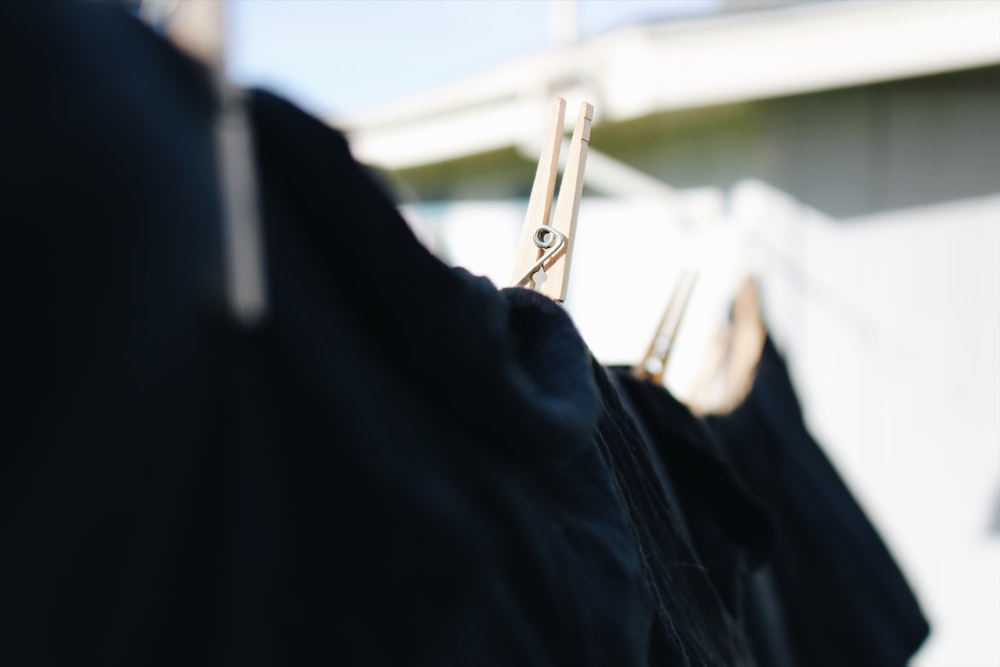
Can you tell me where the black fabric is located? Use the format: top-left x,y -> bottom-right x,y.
2,3 -> 656,665
591,366 -> 758,667
743,567 -> 797,667
704,337 -> 931,667
608,368 -> 775,621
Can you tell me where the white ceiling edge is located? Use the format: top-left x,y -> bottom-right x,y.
336,0 -> 1000,171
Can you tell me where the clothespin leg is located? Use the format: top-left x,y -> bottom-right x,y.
510,98 -> 566,288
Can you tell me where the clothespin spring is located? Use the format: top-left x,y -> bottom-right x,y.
513,225 -> 565,289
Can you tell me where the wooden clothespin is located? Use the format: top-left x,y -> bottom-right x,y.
509,98 -> 594,302
633,270 -> 699,384
688,278 -> 766,414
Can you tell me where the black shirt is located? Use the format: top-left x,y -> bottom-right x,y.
3,3 -> 653,664
704,337 -> 930,667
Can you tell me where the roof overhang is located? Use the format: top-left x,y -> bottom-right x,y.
334,0 -> 1000,171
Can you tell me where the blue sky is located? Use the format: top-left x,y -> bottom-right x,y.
229,1 -> 720,117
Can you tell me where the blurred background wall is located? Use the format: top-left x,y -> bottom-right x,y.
224,1 -> 1000,664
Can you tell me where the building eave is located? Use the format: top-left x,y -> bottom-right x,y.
335,0 -> 1000,170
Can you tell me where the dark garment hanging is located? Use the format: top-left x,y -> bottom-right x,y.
608,368 -> 775,621
591,366 -> 760,667
742,567 -> 798,667
703,337 -> 931,667
3,3 -> 656,665
606,367 -> 783,665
